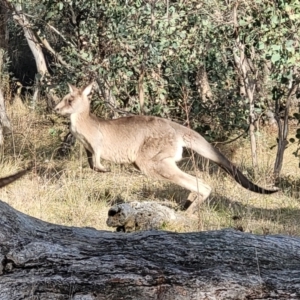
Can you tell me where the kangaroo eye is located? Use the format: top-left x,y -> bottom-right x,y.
68,97 -> 74,105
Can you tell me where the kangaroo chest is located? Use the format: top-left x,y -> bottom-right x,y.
70,116 -> 94,152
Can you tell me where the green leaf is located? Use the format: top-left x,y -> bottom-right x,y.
49,128 -> 57,136
271,53 -> 281,63
258,42 -> 265,50
271,15 -> 278,25
81,52 -> 89,59
271,45 -> 281,51
45,11 -> 54,20
287,56 -> 296,64
239,19 -> 248,26
286,40 -> 294,47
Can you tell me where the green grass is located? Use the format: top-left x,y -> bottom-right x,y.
2,101 -> 300,236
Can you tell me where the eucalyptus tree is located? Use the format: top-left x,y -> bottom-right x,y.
0,50 -> 12,144
2,0 -> 300,178
227,0 -> 300,178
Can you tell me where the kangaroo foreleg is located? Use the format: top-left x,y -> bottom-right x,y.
85,149 -> 110,172
86,149 -> 94,169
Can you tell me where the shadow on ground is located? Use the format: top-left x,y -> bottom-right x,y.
277,175 -> 300,199
208,194 -> 300,235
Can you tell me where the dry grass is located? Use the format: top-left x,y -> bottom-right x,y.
2,99 -> 300,236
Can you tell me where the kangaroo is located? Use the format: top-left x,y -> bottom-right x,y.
0,167 -> 30,189
54,83 -> 278,211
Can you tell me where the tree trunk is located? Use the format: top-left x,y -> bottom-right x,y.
233,3 -> 258,171
233,47 -> 258,170
138,67 -> 145,115
0,88 -> 11,145
0,49 -> 11,145
3,1 -> 49,106
0,199 -> 300,299
273,80 -> 298,180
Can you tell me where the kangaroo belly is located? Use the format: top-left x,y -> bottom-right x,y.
101,147 -> 138,164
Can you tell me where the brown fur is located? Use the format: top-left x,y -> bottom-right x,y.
55,83 -> 278,210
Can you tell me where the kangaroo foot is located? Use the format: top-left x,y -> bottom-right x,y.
184,192 -> 205,215
93,166 -> 111,173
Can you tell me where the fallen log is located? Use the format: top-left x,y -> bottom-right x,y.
0,199 -> 300,299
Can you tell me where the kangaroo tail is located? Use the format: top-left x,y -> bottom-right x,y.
179,126 -> 278,194
0,165 -> 32,189
218,163 -> 277,194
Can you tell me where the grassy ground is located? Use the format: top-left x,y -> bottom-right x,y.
1,99 -> 300,236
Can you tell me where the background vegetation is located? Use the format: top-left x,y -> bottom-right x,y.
0,0 -> 299,235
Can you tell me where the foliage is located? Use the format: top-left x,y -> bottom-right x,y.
0,49 -> 11,95
3,0 -> 300,145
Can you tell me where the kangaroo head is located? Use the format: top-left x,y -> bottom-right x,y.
54,83 -> 93,116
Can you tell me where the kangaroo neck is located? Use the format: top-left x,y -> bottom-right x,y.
70,110 -> 90,122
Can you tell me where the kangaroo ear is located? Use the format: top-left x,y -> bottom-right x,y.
82,83 -> 94,97
67,83 -> 77,93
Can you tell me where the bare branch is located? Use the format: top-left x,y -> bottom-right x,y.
40,38 -> 73,70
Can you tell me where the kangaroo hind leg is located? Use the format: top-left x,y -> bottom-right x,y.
152,158 -> 212,211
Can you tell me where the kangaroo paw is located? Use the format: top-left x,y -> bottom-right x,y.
93,167 -> 111,173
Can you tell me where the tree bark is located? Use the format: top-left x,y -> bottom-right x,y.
0,88 -> 11,145
11,4 -> 48,77
0,200 -> 300,299
138,67 -> 145,115
233,3 -> 258,171
0,49 -> 11,145
3,0 -> 49,106
273,80 -> 299,180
